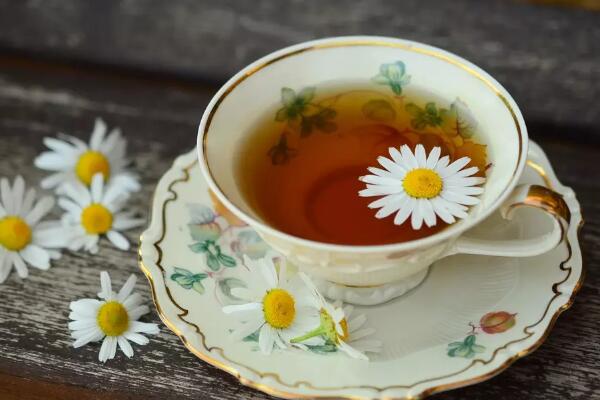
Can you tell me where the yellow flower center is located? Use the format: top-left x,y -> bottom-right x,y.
263,288 -> 296,329
0,216 -> 32,251
75,151 -> 110,186
81,204 -> 113,234
403,168 -> 443,199
97,301 -> 129,336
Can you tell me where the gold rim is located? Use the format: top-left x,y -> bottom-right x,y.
138,154 -> 584,400
200,38 -> 526,252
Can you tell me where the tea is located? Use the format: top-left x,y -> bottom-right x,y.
237,83 -> 487,245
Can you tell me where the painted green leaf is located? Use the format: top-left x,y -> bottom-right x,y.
371,74 -> 389,85
172,274 -> 194,289
206,253 -> 220,271
192,280 -> 205,294
373,61 -> 410,95
307,343 -> 338,354
464,334 -> 476,346
275,108 -> 289,122
231,231 -> 270,259
189,241 -> 208,253
186,204 -> 216,224
188,222 -> 221,242
297,87 -> 316,103
405,103 -> 421,116
362,99 -> 396,121
281,87 -> 296,107
218,277 -> 246,300
243,330 -> 260,342
218,253 -> 237,268
171,268 -> 207,291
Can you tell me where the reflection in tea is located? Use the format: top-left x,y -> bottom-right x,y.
237,84 -> 488,245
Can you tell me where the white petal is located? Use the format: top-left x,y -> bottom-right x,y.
348,313 -> 367,332
1,178 -> 14,214
400,145 -> 418,169
440,199 -> 469,218
12,176 -> 25,215
375,194 -> 407,219
259,258 -> 278,289
388,146 -> 404,164
258,324 -> 276,355
62,182 -> 91,208
421,200 -> 437,227
33,225 -> 69,248
124,332 -> 149,345
90,173 -> 104,203
34,152 -> 74,171
99,271 -> 112,299
350,327 -> 376,341
110,173 -> 141,193
128,321 -> 159,335
440,157 -> 471,178
359,184 -> 403,197
11,253 -> 28,278
446,185 -> 484,196
98,336 -> 115,363
350,339 -> 383,353
394,196 -> 415,226
0,250 -> 11,283
40,172 -> 69,190
70,298 -> 102,316
430,198 -> 456,224
43,137 -> 79,157
368,194 -> 394,209
454,166 -> 479,178
426,147 -> 441,169
25,196 -> 55,226
117,336 -> 134,358
442,191 -> 481,206
99,128 -> 122,155
415,144 -> 427,167
434,155 -> 450,172
222,302 -> 262,314
20,188 -> 36,217
122,293 -> 143,310
366,166 -> 395,178
117,274 -> 137,302
410,201 -> 424,230
68,318 -> 98,331
126,305 -> 150,321
112,215 -> 145,230
230,317 -> 265,341
72,328 -> 104,348
20,245 -> 51,270
106,230 -> 130,251
90,118 -> 108,151
338,340 -> 369,360
359,175 -> 402,187
377,156 -> 406,175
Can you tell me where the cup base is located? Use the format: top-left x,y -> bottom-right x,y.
313,267 -> 430,306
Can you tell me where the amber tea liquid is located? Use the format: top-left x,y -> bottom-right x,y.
237,84 -> 487,245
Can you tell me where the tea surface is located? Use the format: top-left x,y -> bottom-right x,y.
237,84 -> 487,245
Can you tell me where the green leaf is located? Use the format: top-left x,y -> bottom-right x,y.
189,242 -> 208,253
192,280 -> 205,294
243,330 -> 260,342
307,343 -> 338,354
206,253 -> 220,271
362,99 -> 396,121
172,275 -> 194,289
281,87 -> 296,106
192,273 -> 208,281
405,103 -> 422,116
297,87 -> 316,103
464,334 -> 476,346
218,277 -> 246,300
188,223 -> 221,242
390,82 -> 402,95
173,267 -> 193,277
275,107 -> 288,122
425,102 -> 438,115
218,253 -> 237,268
371,74 -> 389,85
447,341 -> 464,349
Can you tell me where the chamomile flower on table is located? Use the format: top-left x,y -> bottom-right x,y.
222,256 -> 321,355
292,275 -> 382,360
57,173 -> 144,253
68,271 -> 159,362
0,176 -> 65,283
359,144 -> 485,230
34,118 -> 140,193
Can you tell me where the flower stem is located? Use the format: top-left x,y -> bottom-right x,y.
290,325 -> 326,343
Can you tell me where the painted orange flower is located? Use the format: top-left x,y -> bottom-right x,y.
209,191 -> 246,227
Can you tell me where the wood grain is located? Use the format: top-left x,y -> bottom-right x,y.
0,2 -> 598,398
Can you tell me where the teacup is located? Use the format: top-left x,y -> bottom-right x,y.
197,36 -> 570,305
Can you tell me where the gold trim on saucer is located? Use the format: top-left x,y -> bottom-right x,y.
138,157 -> 584,400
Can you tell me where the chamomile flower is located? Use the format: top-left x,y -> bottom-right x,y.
68,271 -> 159,362
293,275 -> 382,360
34,118 -> 140,193
359,144 -> 485,230
0,176 -> 65,283
57,173 -> 144,253
222,256 -> 321,355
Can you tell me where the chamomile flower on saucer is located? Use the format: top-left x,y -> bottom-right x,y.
222,256 -> 321,355
34,118 -> 140,193
293,275 -> 382,360
0,176 -> 65,283
68,271 -> 159,362
57,173 -> 144,253
359,144 -> 485,230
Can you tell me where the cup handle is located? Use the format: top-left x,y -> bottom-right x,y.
452,184 -> 571,257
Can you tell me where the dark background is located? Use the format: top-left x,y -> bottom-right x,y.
0,1 -> 598,399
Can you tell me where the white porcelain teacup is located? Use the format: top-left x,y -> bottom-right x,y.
198,36 -> 570,305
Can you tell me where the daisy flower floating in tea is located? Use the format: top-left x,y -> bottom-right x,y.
222,256 -> 321,355
34,118 -> 139,193
68,271 -> 159,362
0,176 -> 65,282
56,173 -> 144,253
360,144 -> 485,229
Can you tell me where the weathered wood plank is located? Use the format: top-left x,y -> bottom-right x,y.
0,0 -> 598,133
0,56 -> 597,399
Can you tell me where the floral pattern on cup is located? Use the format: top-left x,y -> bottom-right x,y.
447,311 -> 517,358
371,60 -> 411,95
170,203 -> 269,304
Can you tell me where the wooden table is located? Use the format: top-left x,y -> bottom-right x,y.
0,1 -> 598,399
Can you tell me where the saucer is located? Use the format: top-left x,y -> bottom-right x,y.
139,141 -> 583,399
